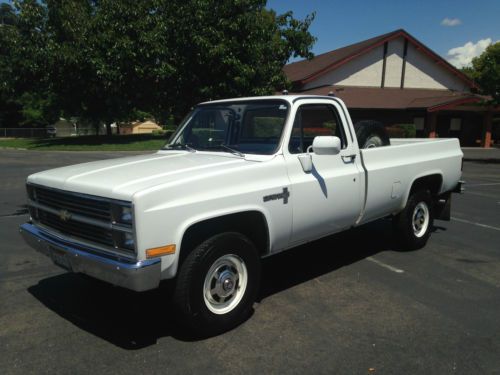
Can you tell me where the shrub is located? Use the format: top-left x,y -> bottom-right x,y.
386,124 -> 416,138
163,124 -> 177,131
152,129 -> 167,136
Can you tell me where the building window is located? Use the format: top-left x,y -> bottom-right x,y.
450,118 -> 462,131
413,117 -> 425,131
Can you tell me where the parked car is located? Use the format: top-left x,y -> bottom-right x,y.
20,95 -> 463,335
45,126 -> 57,138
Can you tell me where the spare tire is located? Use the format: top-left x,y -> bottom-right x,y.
354,120 -> 390,148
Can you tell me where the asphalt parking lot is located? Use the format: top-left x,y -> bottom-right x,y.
1,150 -> 499,374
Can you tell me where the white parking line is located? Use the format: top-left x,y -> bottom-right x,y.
451,217 -> 500,232
467,182 -> 500,187
366,257 -> 405,274
0,215 -> 25,219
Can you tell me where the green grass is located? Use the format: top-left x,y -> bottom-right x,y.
0,133 -> 173,151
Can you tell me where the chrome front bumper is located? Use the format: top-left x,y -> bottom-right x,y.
19,223 -> 161,292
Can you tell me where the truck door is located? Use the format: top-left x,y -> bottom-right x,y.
284,100 -> 363,245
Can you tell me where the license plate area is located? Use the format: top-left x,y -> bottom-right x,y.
48,245 -> 72,271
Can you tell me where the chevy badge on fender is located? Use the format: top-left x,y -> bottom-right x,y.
263,188 -> 290,204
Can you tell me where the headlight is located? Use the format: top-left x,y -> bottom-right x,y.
111,203 -> 134,252
123,232 -> 134,249
113,231 -> 135,251
119,206 -> 133,224
112,204 -> 133,225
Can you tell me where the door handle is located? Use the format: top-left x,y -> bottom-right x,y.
341,154 -> 356,163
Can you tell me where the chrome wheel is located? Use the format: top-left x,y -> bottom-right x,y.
364,135 -> 383,148
412,202 -> 430,238
203,254 -> 248,315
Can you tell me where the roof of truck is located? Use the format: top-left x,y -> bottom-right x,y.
199,95 -> 342,105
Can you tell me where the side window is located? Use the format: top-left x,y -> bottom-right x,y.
288,104 -> 347,154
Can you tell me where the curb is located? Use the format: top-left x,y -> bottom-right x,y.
463,158 -> 500,163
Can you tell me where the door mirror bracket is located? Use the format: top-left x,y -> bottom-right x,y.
298,153 -> 312,173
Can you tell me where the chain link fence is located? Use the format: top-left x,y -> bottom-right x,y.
0,127 -> 100,138
0,128 -> 51,138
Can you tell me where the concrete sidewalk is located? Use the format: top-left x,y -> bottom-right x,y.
462,147 -> 500,162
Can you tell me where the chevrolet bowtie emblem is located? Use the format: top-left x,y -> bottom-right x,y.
59,209 -> 72,222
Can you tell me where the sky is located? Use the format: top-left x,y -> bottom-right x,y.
267,0 -> 500,67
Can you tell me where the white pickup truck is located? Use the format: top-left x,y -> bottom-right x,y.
20,95 -> 463,334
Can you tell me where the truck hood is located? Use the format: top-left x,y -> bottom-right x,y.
28,151 -> 259,201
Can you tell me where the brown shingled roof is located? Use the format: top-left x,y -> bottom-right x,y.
284,29 -> 477,89
284,30 -> 398,83
297,86 -> 486,111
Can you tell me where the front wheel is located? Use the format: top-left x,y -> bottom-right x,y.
173,232 -> 261,336
393,190 -> 434,250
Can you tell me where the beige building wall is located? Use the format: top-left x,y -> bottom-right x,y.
302,45 -> 384,89
302,37 -> 470,92
404,44 -> 470,91
384,37 -> 404,87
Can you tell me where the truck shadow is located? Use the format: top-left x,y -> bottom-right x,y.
28,219 -> 408,349
259,220 -> 394,299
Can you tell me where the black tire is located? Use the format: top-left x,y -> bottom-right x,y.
393,190 -> 434,250
173,232 -> 261,336
354,120 -> 390,148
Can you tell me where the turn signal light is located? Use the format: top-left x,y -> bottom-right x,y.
146,244 -> 176,258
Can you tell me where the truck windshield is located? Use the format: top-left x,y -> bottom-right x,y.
164,100 -> 289,155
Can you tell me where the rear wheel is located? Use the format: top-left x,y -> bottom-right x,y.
173,232 -> 261,336
354,120 -> 390,149
393,190 -> 434,250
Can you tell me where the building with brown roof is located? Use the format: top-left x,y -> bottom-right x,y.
284,29 -> 498,147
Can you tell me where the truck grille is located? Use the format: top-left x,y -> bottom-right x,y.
34,186 -> 111,221
38,210 -> 115,247
27,184 -> 134,254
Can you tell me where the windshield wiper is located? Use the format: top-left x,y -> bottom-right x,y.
164,143 -> 196,152
219,144 -> 245,157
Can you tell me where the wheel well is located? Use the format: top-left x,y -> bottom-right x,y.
410,174 -> 443,197
180,211 -> 270,263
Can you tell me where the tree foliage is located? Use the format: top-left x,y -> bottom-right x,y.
0,0 -> 315,131
462,42 -> 500,104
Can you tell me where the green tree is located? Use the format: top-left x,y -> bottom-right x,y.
161,1 -> 315,116
0,3 -> 17,25
0,0 -> 59,127
462,42 -> 500,103
1,0 -> 316,134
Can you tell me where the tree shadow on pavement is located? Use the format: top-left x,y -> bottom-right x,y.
28,218 -> 402,349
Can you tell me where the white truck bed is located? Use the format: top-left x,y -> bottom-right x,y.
359,138 -> 463,225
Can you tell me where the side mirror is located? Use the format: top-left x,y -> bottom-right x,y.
312,136 -> 341,155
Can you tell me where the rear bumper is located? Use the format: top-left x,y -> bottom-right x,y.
453,180 -> 465,194
19,223 -> 161,292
